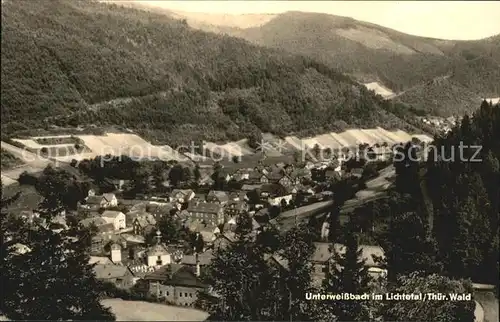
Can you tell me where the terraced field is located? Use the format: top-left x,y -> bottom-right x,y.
5,127 -> 432,167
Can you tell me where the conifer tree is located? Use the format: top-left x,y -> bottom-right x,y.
279,224 -> 318,321
0,173 -> 115,320
383,211 -> 442,280
201,212 -> 275,320
323,225 -> 371,321
383,273 -> 475,322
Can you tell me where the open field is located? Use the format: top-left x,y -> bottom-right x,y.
101,299 -> 209,321
6,127 -> 432,168
364,82 -> 396,99
341,165 -> 396,214
484,97 -> 500,105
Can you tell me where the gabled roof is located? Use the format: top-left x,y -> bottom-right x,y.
144,264 -> 207,288
241,184 -> 263,191
265,253 -> 289,271
187,202 -> 223,214
260,183 -> 289,196
80,217 -> 107,228
98,223 -> 115,233
311,242 -> 385,266
207,190 -> 229,203
266,171 -> 284,182
93,264 -> 132,280
101,210 -> 124,219
181,249 -> 214,266
86,195 -> 104,205
171,189 -> 195,198
102,193 -> 116,201
134,213 -> 157,227
89,256 -> 113,265
146,243 -> 169,256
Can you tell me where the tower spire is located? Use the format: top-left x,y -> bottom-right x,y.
155,230 -> 161,245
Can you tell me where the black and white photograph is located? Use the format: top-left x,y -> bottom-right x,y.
1,0 -> 499,321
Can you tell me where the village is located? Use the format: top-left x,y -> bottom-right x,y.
12,133 -> 408,309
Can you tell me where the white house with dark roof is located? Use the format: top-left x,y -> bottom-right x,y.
146,231 -> 171,268
84,193 -> 118,209
169,189 -> 195,203
100,210 -> 126,230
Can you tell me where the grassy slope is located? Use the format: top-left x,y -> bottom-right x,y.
101,299 -> 209,321
1,0 -> 419,146
1,149 -> 24,170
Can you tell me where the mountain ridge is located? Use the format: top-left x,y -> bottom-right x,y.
1,0 -> 425,146
144,7 -> 499,97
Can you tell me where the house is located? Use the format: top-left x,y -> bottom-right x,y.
268,194 -> 293,207
221,215 -> 260,236
368,146 -> 393,161
228,191 -> 247,201
310,242 -> 386,287
100,210 -> 126,231
224,200 -> 248,219
264,253 -> 290,272
199,175 -> 215,187
169,189 -> 195,203
144,264 -> 208,306
185,220 -> 218,243
278,175 -> 299,189
350,168 -> 364,179
212,233 -> 237,252
146,239 -> 171,268
132,214 -> 157,236
206,191 -> 229,205
181,249 -> 214,275
94,264 -> 135,289
241,184 -> 263,192
290,167 -> 312,181
186,201 -> 224,227
325,168 -> 342,181
102,193 -> 118,207
259,174 -> 270,184
85,193 -> 118,209
247,171 -> 263,184
265,171 -> 284,184
89,256 -> 113,265
233,169 -> 251,181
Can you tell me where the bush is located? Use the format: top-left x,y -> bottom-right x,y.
18,171 -> 38,186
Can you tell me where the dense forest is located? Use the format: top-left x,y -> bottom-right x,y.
208,11 -> 500,96
1,0 -> 424,145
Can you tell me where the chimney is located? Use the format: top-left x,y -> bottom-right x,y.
195,253 -> 201,277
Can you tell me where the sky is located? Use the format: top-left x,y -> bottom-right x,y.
134,1 -> 500,40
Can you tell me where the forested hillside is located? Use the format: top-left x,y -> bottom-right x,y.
1,0 -> 420,145
166,10 -> 500,98
393,77 -> 483,117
